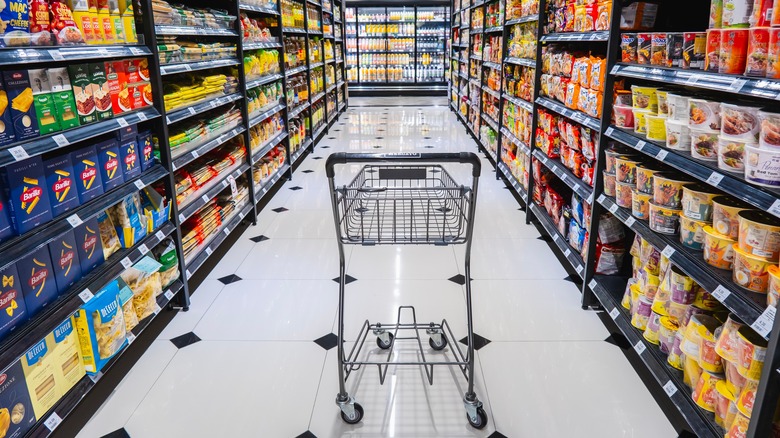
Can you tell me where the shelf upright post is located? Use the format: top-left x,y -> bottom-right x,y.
280,9 -> 294,180
139,0 -> 191,310
340,1 -> 349,110
475,1 -> 487,152
414,6 -> 419,85
748,314 -> 780,437
523,0 -> 547,223
495,0 -> 507,179
580,0 -> 621,309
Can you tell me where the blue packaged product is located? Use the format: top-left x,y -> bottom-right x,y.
117,125 -> 140,180
43,154 -> 80,217
0,263 -> 28,342
74,279 -> 127,374
73,216 -> 104,273
0,78 -> 16,146
96,139 -> 124,191
0,155 -> 53,234
2,70 -> 40,140
137,130 -> 154,171
0,189 -> 15,243
0,363 -> 37,438
47,229 -> 82,294
70,145 -> 104,203
17,246 -> 59,317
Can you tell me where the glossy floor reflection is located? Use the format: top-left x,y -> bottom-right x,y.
78,99 -> 676,438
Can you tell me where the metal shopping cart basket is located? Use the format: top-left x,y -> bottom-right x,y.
325,152 -> 487,429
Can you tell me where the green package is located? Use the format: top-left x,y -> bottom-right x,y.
88,63 -> 113,121
28,69 -> 61,135
46,67 -> 80,130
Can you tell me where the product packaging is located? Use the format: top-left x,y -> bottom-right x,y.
43,154 -> 80,217
0,0 -> 31,47
27,69 -> 60,134
0,190 -> 14,242
119,255 -> 163,320
3,70 -> 40,140
0,155 -> 53,234
47,229 -> 82,293
89,62 -> 113,120
108,192 -> 147,247
70,145 -> 104,203
116,124 -> 140,179
0,263 -> 27,341
137,130 -> 155,171
17,246 -> 59,317
46,67 -> 80,130
74,279 -> 127,374
0,78 -> 16,146
96,210 -> 120,259
68,63 -> 97,125
73,216 -> 104,272
96,139 -> 124,191
0,362 -> 37,438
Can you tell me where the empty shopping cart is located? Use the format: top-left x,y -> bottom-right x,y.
325,152 -> 487,429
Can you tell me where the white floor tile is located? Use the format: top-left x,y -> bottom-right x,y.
158,279 -> 225,340
454,238 -> 569,280
206,235 -> 257,280
235,237 -> 351,280
348,245 -> 461,280
263,209 -> 338,239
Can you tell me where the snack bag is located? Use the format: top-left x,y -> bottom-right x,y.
153,238 -> 180,288
108,192 -> 147,247
29,0 -> 53,46
96,210 -> 120,259
590,57 -> 605,91
74,279 -> 127,374
117,277 -> 138,332
50,0 -> 86,45
119,255 -> 163,320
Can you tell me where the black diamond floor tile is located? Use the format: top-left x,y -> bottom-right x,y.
376,136 -> 383,139
250,235 -> 269,242
604,333 -> 631,349
328,136 -> 337,139
296,432 -> 317,438
302,170 -> 314,173
321,145 -> 331,148
332,274 -> 357,284
101,428 -> 131,438
314,333 -> 339,350
272,207 -> 289,213
488,433 -> 508,438
290,186 -> 303,191
424,136 -> 432,139
313,157 -> 323,160
171,332 -> 201,349
218,274 -> 243,285
448,274 -> 471,285
424,145 -> 434,148
458,333 -> 491,350
333,129 -> 341,132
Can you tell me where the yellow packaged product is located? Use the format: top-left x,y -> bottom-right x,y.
74,280 -> 127,374
119,255 -> 164,320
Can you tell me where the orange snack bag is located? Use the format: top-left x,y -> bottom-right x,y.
590,57 -> 606,91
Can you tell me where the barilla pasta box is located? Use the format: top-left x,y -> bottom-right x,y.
0,155 -> 53,234
0,362 -> 37,438
46,67 -> 80,130
50,316 -> 85,398
88,63 -> 112,121
47,229 -> 82,294
96,139 -> 123,191
137,130 -> 154,171
70,145 -> 103,203
0,263 -> 27,341
73,217 -> 103,273
67,64 -> 96,125
116,125 -> 140,179
43,154 -> 79,217
17,246 -> 59,317
21,333 -> 57,419
0,78 -> 16,146
2,70 -> 39,141
27,68 -> 60,135
74,279 -> 127,374
0,190 -> 15,243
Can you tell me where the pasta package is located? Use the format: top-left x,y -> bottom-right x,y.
70,145 -> 104,203
0,263 -> 27,342
68,63 -> 97,125
3,70 -> 39,140
43,154 -> 80,217
46,67 -> 80,130
96,210 -> 120,259
47,229 -> 82,294
119,256 -> 163,320
28,69 -> 60,134
73,216 -> 104,272
88,63 -> 113,121
107,192 -> 147,248
154,238 -> 180,288
117,277 -> 139,332
74,279 -> 127,374
96,139 -> 124,191
21,333 -> 59,418
0,155 -> 53,234
0,79 -> 16,146
0,362 -> 36,438
49,316 -> 86,399
17,246 -> 59,317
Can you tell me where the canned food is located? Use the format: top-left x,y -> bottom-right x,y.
706,29 -> 722,72
718,137 -> 750,173
651,32 -> 668,65
616,181 -> 635,209
646,114 -> 668,141
732,243 -> 773,293
680,214 -> 709,250
690,128 -> 720,161
693,370 -> 724,412
636,163 -> 663,194
745,144 -> 780,187
615,155 -> 640,184
682,184 -> 719,221
653,172 -> 692,208
666,92 -> 691,122
746,27 -> 770,76
738,209 -> 780,259
767,28 -> 780,78
683,32 -> 707,69
716,314 -> 745,367
690,98 -> 722,131
637,32 -> 652,64
704,225 -> 737,269
649,200 -> 682,234
681,302 -> 712,329
768,264 -> 780,307
633,109 -> 651,135
670,265 -> 696,304
737,325 -> 768,380
712,196 -> 752,240
603,171 -> 617,197
631,85 -> 658,112
632,189 -> 652,220
720,29 -> 750,74
666,119 -> 692,151
621,33 -> 638,63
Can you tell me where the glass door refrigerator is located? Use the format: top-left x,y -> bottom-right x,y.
416,6 -> 448,83
357,7 -> 387,83
345,7 -> 358,82
386,6 -> 416,83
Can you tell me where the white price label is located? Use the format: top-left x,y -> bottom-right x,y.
210,100 -> 217,108
656,150 -> 668,160
188,107 -> 196,116
706,172 -> 724,186
587,194 -> 594,204
185,269 -> 191,278
201,194 -> 210,204
44,412 -> 62,431
8,145 -> 30,160
751,306 -> 777,338
560,173 -> 567,183
191,150 -> 199,159
116,117 -> 129,127
685,75 -> 700,85
48,49 -> 65,61
127,333 -> 137,344
564,248 -> 571,257
205,247 -> 213,256
184,64 -> 192,71
636,140 -> 646,151
129,46 -> 144,55
663,381 -> 678,397
51,133 -> 72,149
166,116 -> 172,125
625,217 -> 636,227
662,245 -> 676,258
609,308 -> 620,319
138,243 -> 149,255
597,194 -> 606,203
608,203 -> 618,213
712,285 -> 731,302
120,257 -> 132,269
178,213 -> 185,223
134,179 -> 145,190
605,127 -> 614,136
588,279 -> 597,290
66,214 -> 83,228
164,290 -> 175,300
155,230 -> 165,241
552,233 -> 559,242
576,264 -> 584,274
79,288 -> 94,303
730,79 -> 747,92
221,180 -> 228,188
634,341 -> 646,355
610,65 -> 619,75
137,112 -> 148,121
770,199 -> 780,218
224,227 -> 231,236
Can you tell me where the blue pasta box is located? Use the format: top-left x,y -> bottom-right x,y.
17,246 -> 59,318
117,125 -> 140,180
0,263 -> 28,342
70,145 -> 103,203
74,280 -> 127,374
0,190 -> 15,243
43,154 -> 80,217
0,362 -> 37,438
0,155 -> 53,235
137,130 -> 154,171
0,79 -> 16,147
73,217 -> 104,273
96,139 -> 124,191
2,70 -> 40,141
47,230 -> 82,294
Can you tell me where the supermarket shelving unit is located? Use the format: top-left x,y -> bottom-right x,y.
448,0 -> 780,436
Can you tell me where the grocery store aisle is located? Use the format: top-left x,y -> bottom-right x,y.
78,99 -> 676,438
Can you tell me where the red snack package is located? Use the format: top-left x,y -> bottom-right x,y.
30,0 -> 54,46
50,1 -> 86,45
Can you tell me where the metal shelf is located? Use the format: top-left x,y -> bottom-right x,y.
505,57 -> 536,68
185,202 -> 253,277
251,131 -> 288,165
311,61 -> 324,68
177,163 -> 251,223
541,31 -> 609,42
239,3 -> 280,14
505,15 -> 539,25
243,41 -> 283,50
254,163 -> 290,200
483,60 -> 501,70
311,91 -> 326,104
484,26 -> 503,33
155,25 -> 238,36
529,203 -> 586,278
248,102 -> 286,128
482,85 -> 500,99
247,73 -> 284,90
286,65 -> 308,76
171,125 -> 245,171
283,27 -> 307,34
166,93 -> 243,125
503,93 -> 533,112
536,96 -> 601,131
481,112 -> 498,131
160,58 -> 239,75
0,45 -> 151,66
498,162 -> 528,200
289,101 -> 311,118
291,138 -> 312,165
500,126 -> 531,155
532,149 -> 594,201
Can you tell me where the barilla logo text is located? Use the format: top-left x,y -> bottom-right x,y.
105,158 -> 118,172
53,178 -> 72,193
98,299 -> 118,320
25,338 -> 47,365
59,250 -> 74,269
81,166 -> 97,181
0,289 -> 18,309
29,268 -> 48,288
0,374 -> 6,386
7,71 -> 24,84
0,373 -> 14,393
125,152 -> 137,166
54,318 -> 73,342
20,186 -> 42,203
143,144 -> 152,159
83,234 -> 97,252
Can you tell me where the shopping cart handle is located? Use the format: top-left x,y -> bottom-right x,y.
357,187 -> 388,193
325,152 -> 482,178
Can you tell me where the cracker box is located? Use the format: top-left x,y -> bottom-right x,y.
47,229 -> 82,294
46,67 -> 80,130
74,279 -> 127,374
3,70 -> 39,141
50,316 -> 85,395
20,335 -> 57,419
0,155 -> 53,234
0,362 -> 37,438
0,78 -> 17,146
73,217 -> 104,273
0,0 -> 32,47
0,190 -> 15,243
43,154 -> 80,217
67,63 -> 97,125
27,68 -> 60,135
88,63 -> 113,121
71,145 -> 104,203
137,130 -> 154,171
0,263 -> 27,341
96,139 -> 124,191
116,124 -> 140,179
17,246 -> 59,317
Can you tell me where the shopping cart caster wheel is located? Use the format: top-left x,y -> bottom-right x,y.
376,333 -> 394,349
429,336 -> 447,351
341,402 -> 364,425
467,407 -> 488,429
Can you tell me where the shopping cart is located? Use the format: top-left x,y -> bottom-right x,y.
325,152 -> 487,429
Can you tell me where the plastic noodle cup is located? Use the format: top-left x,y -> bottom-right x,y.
622,278 -> 637,310
681,184 -> 719,222
693,370 -> 724,413
718,137 -> 751,173
732,244 -> 773,293
715,380 -> 737,428
659,316 -> 680,354
653,172 -> 691,208
640,236 -> 659,264
680,214 -> 709,251
670,265 -> 696,304
659,253 -> 671,279
613,105 -> 635,129
604,148 -> 626,174
667,93 -> 690,122
719,29 -> 750,75
704,225 -> 737,269
713,196 -> 752,240
690,98 -> 722,131
656,90 -> 669,115
636,163 -> 663,195
603,171 -> 616,197
630,235 -> 641,258
615,156 -> 640,184
643,309 -> 663,344
642,266 -> 661,300
744,143 -> 780,188
684,354 -> 704,389
682,302 -> 713,328
737,325 -> 768,380
631,295 -> 653,330
645,114 -> 668,141
721,103 -> 761,142
725,359 -> 748,397
736,378 -> 758,417
745,27 -> 770,77
630,284 -> 643,312
615,181 -> 635,209
649,201 -> 682,235
716,314 -> 745,364
668,332 -> 685,370
759,110 -> 780,148
690,128 -> 720,161
768,265 -> 780,307
631,85 -> 658,112
727,412 -> 751,438
633,109 -> 651,135
698,317 -> 725,373
682,314 -> 715,358
666,119 -> 692,151
632,189 -> 652,220
694,287 -> 722,312
738,209 -> 780,259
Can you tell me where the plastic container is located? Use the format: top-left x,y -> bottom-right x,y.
667,92 -> 690,122
703,225 -> 737,269
631,295 -> 653,330
727,412 -> 751,438
737,325 -> 768,380
693,370 -> 723,412
720,29 -> 750,74
768,264 -> 780,307
615,155 -> 640,184
631,85 -> 658,112
649,200 -> 681,234
690,128 -> 720,161
746,27 -> 770,77
666,119 -> 692,150
745,143 -> 780,187
680,214 -> 709,250
643,309 -> 663,344
668,332 -> 684,370
633,109 -> 651,135
715,380 -> 737,428
732,243 -> 773,293
656,90 -> 669,115
758,109 -> 780,148
725,359 -> 749,396
736,378 -> 758,417
632,188 -> 651,220
614,104 -> 635,128
694,287 -> 721,311
689,98 -> 722,131
645,114 -> 667,141
658,316 -> 680,354
721,102 -> 761,141
699,317 -> 724,373
681,184 -> 719,221
670,265 -> 696,304
653,172 -> 692,208
738,209 -> 780,259
718,137 -> 751,173
604,148 -> 626,174
616,181 -> 635,209
603,171 -> 617,197
636,163 -> 663,194
712,196 -> 752,240
716,314 -> 745,365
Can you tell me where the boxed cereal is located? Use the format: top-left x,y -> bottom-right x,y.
46,67 -> 80,130
116,125 -> 140,179
17,246 -> 59,317
0,190 -> 15,243
0,362 -> 37,438
74,279 -> 127,374
50,316 -> 85,395
70,145 -> 104,203
43,154 -> 80,217
96,139 -> 124,191
27,68 -> 60,135
111,60 -> 134,112
0,78 -> 17,146
0,155 -> 53,234
47,229 -> 82,294
3,70 -> 39,141
0,0 -> 31,47
73,217 -> 104,273
0,263 -> 27,341
88,63 -> 113,121
68,63 -> 97,125
137,130 -> 154,171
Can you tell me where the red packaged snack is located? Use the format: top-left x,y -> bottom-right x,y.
580,126 -> 596,161
104,61 -> 122,114
50,0 -> 86,45
637,33 -> 652,64
30,0 -> 53,46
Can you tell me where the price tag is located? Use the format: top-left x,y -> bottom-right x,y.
730,79 -> 747,93
221,180 -> 228,188
605,127 -> 614,136
656,150 -> 668,160
636,140 -> 646,151
769,199 -> 780,219
178,213 -> 185,223
751,306 -> 776,338
609,308 -> 620,319
155,230 -> 165,241
88,372 -> 102,382
129,46 -> 144,55
597,194 -> 606,203
228,176 -> 238,197
608,203 -> 618,213
587,193 -> 594,204
552,233 -> 559,242
138,243 -> 149,255
134,179 -> 145,190
117,118 -> 129,127
588,279 -> 597,290
8,145 -> 30,160
576,264 -> 584,274
663,381 -> 678,397
184,64 -> 192,71
137,112 -> 148,121
712,285 -> 731,302
164,290 -> 175,300
634,341 -> 646,355
201,194 -> 210,204
685,75 -> 700,86
560,173 -> 567,183
564,248 -> 571,257
191,150 -> 199,159
79,288 -> 94,303
188,107 -> 197,116
210,100 -> 218,108
66,214 -> 83,228
126,333 -> 137,344
205,247 -> 213,256
121,257 -> 133,269
610,65 -> 619,75
185,269 -> 191,278
662,245 -> 676,259
44,412 -> 63,431
706,172 -> 724,187
625,217 -> 636,227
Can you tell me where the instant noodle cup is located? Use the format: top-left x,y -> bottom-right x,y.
759,109 -> 780,148
622,278 -> 637,310
704,225 -> 737,269
723,0 -> 753,28
680,214 -> 709,250
640,238 -> 662,274
645,114 -> 668,141
667,92 -> 691,122
737,325 -> 768,380
630,284 -> 643,311
659,316 -> 680,354
693,370 -> 724,412
721,103 -> 761,142
615,181 -> 635,209
706,29 -> 722,72
656,90 -> 670,115
615,155 -> 640,184
632,188 -> 652,220
613,105 -> 635,128
746,27 -> 770,76
720,28 -> 750,74
736,378 -> 758,417
745,143 -> 780,187
682,314 -> 715,357
668,332 -> 685,370
713,196 -> 752,240
684,354 -> 704,388
636,163 -> 663,194
732,244 -> 773,293
727,412 -> 751,438
633,109 -> 650,135
699,317 -> 725,373
603,171 -> 617,197
682,302 -> 713,328
682,184 -> 719,221
711,0 -> 724,28
738,209 -> 780,259
690,128 -> 720,161
666,119 -> 692,150
649,200 -> 681,234
690,98 -> 722,131
716,314 -> 744,363
653,172 -> 692,208
716,380 -> 737,428
671,265 -> 697,304
718,137 -> 751,173
766,27 -> 780,78
615,90 -> 633,106
767,264 -> 780,307
631,295 -> 653,330
694,287 -> 722,311
631,85 -> 658,112
643,266 -> 661,299
604,148 -> 627,174
725,359 -> 749,395
668,300 -> 691,323
644,309 -> 663,344
621,33 -> 638,63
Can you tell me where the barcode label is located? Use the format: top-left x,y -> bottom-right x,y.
769,199 -> 780,218
662,246 -> 675,258
576,265 -> 584,274
605,127 -> 614,136
188,107 -> 196,116
609,203 -> 618,213
127,333 -> 137,343
609,308 -> 620,319
597,194 -> 606,203
712,285 -> 731,301
751,306 -> 777,338
79,288 -> 94,303
636,140 -> 646,151
224,227 -> 231,235
663,381 -> 678,397
164,290 -> 175,300
44,412 -> 62,431
134,179 -> 145,190
552,233 -> 559,242
8,145 -> 30,160
138,112 -> 148,121
564,248 -> 571,257
706,172 -> 724,186
192,150 -> 199,159
201,194 -> 210,204
178,213 -> 185,223
625,217 -> 636,227
117,118 -> 129,127
588,279 -> 597,289
656,150 -> 668,160
634,341 -> 646,355
121,257 -> 132,269
138,243 -> 149,255
205,247 -> 213,256
66,214 -> 83,227
155,230 -> 165,241
610,65 -> 619,75
129,47 -> 144,55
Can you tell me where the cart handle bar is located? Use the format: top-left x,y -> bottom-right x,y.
325,152 -> 482,178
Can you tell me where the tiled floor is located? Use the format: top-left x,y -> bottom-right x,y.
79,98 -> 677,438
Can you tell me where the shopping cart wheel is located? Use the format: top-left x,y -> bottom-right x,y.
466,407 -> 488,429
376,332 -> 394,349
429,336 -> 448,351
340,402 -> 364,424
